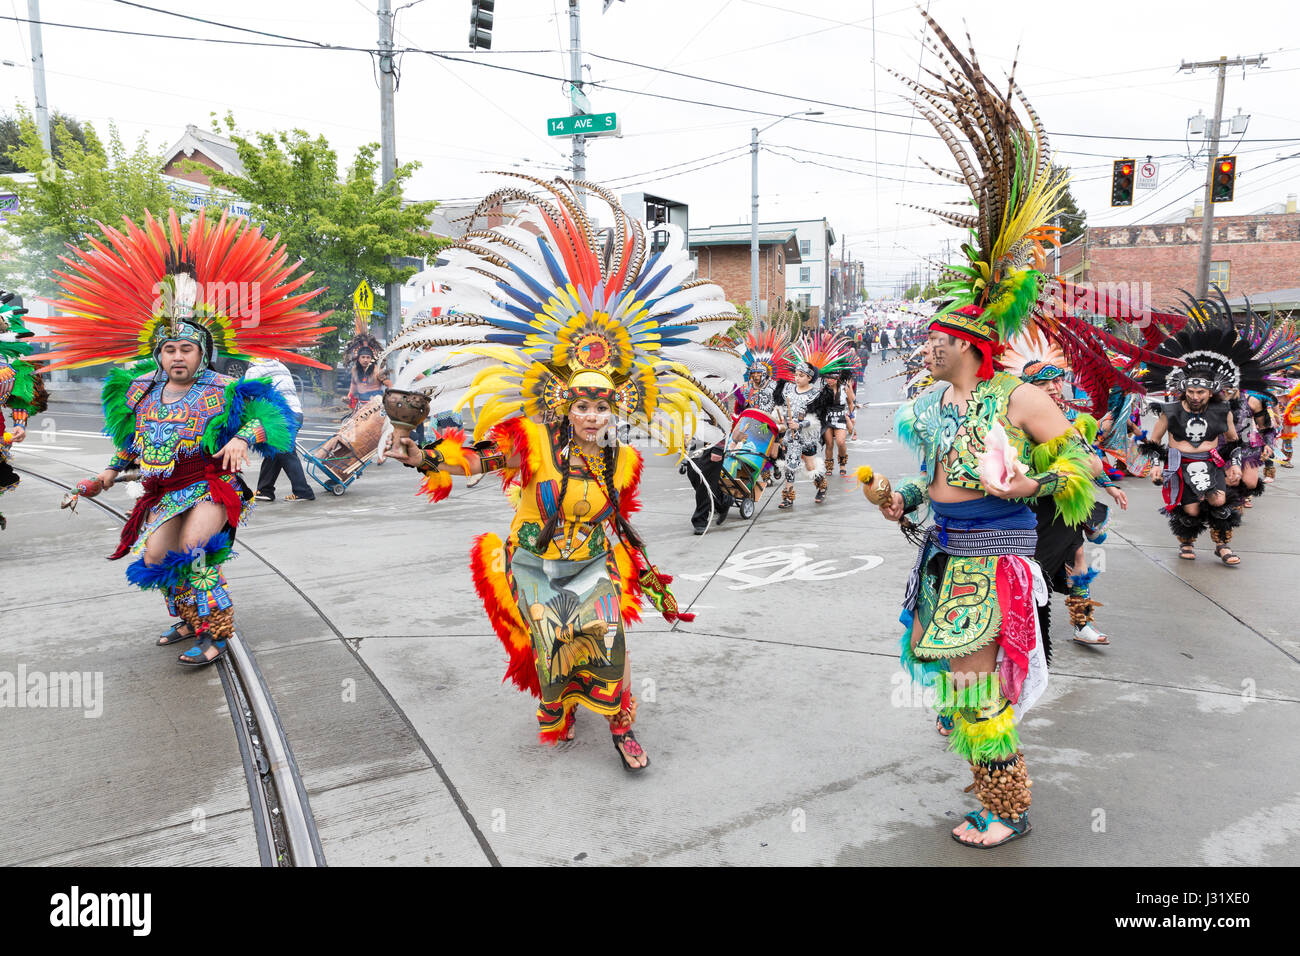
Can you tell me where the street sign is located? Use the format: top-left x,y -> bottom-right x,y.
1136,161 -> 1159,190
353,279 -> 374,313
547,112 -> 619,138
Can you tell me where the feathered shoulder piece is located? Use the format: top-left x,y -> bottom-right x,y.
35,208 -> 335,371
791,330 -> 853,378
379,175 -> 744,456
742,321 -> 793,382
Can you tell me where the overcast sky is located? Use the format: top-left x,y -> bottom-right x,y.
3,0 -> 1298,295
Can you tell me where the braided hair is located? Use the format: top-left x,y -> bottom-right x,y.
600,436 -> 644,551
534,418 -> 572,552
533,418 -> 644,553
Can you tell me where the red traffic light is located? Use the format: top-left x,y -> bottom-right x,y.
1111,158 -> 1136,207
1211,155 -> 1237,204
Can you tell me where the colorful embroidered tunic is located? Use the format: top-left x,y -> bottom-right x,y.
102,365 -> 293,555
893,371 -> 1094,717
459,417 -> 647,736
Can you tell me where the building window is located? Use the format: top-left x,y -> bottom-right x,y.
799,239 -> 811,257
1209,260 -> 1230,293
777,249 -> 783,273
798,293 -> 812,309
799,267 -> 811,284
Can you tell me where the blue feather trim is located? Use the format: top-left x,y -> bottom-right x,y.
212,378 -> 293,455
498,298 -> 543,326
634,263 -> 673,301
506,260 -> 557,307
126,551 -> 192,590
1065,566 -> 1101,590
634,249 -> 665,289
125,530 -> 237,591
536,236 -> 568,287
495,279 -> 546,317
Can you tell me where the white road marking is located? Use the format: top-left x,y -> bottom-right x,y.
680,543 -> 885,591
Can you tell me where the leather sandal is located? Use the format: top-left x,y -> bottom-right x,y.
1178,544 -> 1196,560
178,633 -> 228,667
951,808 -> 1031,848
611,729 -> 649,772
157,621 -> 195,646
1214,544 -> 1241,566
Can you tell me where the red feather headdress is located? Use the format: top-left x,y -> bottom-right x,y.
35,208 -> 335,371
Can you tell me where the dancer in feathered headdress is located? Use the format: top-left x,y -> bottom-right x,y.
340,308 -> 390,410
37,209 -> 333,666
874,10 -> 1125,849
1141,292 -> 1290,565
381,176 -> 745,770
0,292 -> 48,531
774,330 -> 852,509
1004,337 -> 1129,649
737,321 -> 793,416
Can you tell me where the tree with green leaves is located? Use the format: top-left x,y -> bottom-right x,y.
1053,162 -> 1087,244
0,109 -> 173,296
198,114 -> 448,365
0,108 -> 91,174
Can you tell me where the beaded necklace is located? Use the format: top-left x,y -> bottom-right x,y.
574,444 -> 608,484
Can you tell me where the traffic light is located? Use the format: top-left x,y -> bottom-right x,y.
469,1 -> 494,50
1111,158 -> 1135,207
1211,155 -> 1237,204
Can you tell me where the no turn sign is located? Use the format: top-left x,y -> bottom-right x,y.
1136,161 -> 1159,190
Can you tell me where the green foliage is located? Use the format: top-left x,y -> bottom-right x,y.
903,283 -> 922,300
198,113 -> 449,365
1052,162 -> 1087,244
0,106 -> 173,296
0,109 -> 90,174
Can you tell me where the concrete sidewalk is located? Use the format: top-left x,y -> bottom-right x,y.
4,358 -> 1299,865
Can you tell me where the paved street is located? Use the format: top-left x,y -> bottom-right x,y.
3,360 -> 1299,866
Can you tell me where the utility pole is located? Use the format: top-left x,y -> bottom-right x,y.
27,0 -> 50,155
568,1 -> 586,198
1181,54 -> 1266,299
378,0 -> 402,341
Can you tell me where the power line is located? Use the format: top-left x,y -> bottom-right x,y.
108,0 -> 337,48
11,9 -> 1300,152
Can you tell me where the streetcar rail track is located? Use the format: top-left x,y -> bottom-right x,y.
15,464 -> 325,867
16,451 -> 499,866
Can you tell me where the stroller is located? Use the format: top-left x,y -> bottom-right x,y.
717,409 -> 781,519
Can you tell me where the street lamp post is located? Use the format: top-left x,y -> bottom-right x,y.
750,110 -> 822,321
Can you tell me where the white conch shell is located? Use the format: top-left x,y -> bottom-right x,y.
977,420 -> 1027,492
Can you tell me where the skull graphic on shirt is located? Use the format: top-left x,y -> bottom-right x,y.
1185,415 -> 1209,444
1186,460 -> 1212,493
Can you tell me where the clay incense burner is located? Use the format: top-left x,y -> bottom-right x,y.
382,388 -> 431,444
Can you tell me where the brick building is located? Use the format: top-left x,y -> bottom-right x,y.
1048,195 -> 1300,310
162,125 -> 245,186
688,224 -> 801,316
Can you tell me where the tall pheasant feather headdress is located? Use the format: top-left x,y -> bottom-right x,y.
895,9 -> 1184,408
35,208 -> 335,372
379,175 -> 745,456
742,321 -> 794,383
